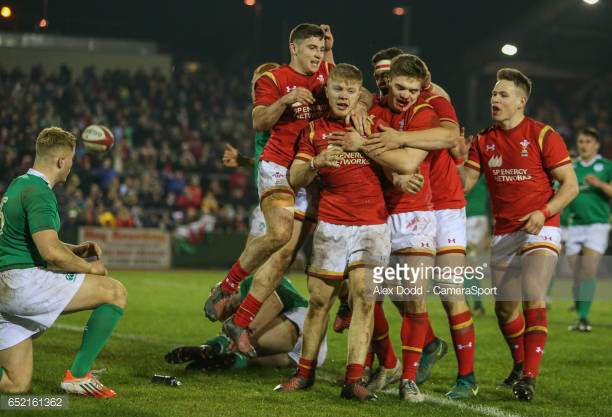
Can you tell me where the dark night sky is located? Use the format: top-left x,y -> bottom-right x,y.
3,0 -> 611,121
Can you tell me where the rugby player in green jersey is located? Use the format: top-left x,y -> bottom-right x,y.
0,127 -> 127,397
465,176 -> 489,315
565,128 -> 612,332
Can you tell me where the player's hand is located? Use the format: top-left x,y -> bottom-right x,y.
392,172 -> 424,194
281,87 -> 315,106
364,125 -> 402,156
345,105 -> 368,136
450,127 -> 468,161
320,24 -> 334,51
89,260 -> 108,276
519,210 -> 546,235
74,241 -> 102,259
584,175 -> 604,188
328,128 -> 365,152
222,144 -> 240,168
313,146 -> 343,169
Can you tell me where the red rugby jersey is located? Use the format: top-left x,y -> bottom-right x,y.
254,63 -> 333,168
420,91 -> 466,210
295,117 -> 387,226
369,97 -> 439,214
466,117 -> 571,234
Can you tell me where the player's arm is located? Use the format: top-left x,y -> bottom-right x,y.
459,165 -> 480,193
289,147 -> 342,189
364,123 -> 457,156
63,241 -> 102,259
320,24 -> 335,65
460,134 -> 481,193
252,80 -> 314,132
328,129 -> 426,174
584,174 -> 612,198
33,230 -> 107,275
519,164 -> 578,235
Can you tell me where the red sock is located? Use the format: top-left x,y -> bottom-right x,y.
372,302 -> 398,369
220,260 -> 250,293
296,357 -> 315,379
424,318 -> 436,348
523,308 -> 548,379
401,312 -> 428,381
344,363 -> 364,384
232,293 -> 262,328
500,313 -> 525,365
365,350 -> 374,369
449,311 -> 475,377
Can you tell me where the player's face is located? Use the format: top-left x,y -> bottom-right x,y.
374,69 -> 390,95
490,80 -> 526,123
388,76 -> 421,112
577,134 -> 599,160
325,78 -> 361,118
291,37 -> 325,75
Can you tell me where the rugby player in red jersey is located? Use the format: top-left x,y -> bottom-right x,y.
463,68 -> 578,401
274,64 -> 390,401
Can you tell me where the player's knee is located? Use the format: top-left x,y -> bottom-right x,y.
3,376 -> 31,393
308,293 -> 332,313
405,298 -> 426,314
267,227 -> 292,251
108,278 -> 128,309
494,303 -> 516,322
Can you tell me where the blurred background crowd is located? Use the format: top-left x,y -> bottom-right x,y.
1,64 -> 611,235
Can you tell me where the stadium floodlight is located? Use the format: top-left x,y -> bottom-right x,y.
583,0 -> 599,5
244,0 -> 256,6
39,18 -> 48,28
392,7 -> 406,16
501,44 -> 518,56
1,6 -> 12,18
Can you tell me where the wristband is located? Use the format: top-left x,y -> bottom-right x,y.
309,158 -> 318,171
539,206 -> 552,219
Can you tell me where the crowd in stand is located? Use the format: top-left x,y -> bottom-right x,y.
1,65 -> 610,235
0,65 -> 256,238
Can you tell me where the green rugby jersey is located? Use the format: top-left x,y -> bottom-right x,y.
466,176 -> 489,218
253,130 -> 271,188
0,169 -> 60,271
568,155 -> 612,225
240,276 -> 308,312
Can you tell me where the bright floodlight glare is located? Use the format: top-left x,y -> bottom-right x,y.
583,0 -> 599,5
501,44 -> 518,56
39,18 -> 48,28
1,6 -> 12,18
244,0 -> 256,6
392,7 -> 406,16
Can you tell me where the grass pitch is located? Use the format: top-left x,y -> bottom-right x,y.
9,271 -> 612,417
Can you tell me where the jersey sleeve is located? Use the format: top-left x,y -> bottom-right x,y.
294,124 -> 316,162
426,95 -> 459,125
408,105 -> 439,131
253,74 -> 280,108
465,136 -> 483,172
23,186 -> 58,234
541,128 -> 571,170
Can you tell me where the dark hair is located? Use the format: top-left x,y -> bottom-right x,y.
329,63 -> 363,84
578,127 -> 600,142
289,23 -> 325,44
371,47 -> 404,66
388,54 -> 428,81
496,68 -> 532,98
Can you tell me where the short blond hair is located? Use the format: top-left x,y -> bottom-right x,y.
329,63 -> 363,84
36,127 -> 76,156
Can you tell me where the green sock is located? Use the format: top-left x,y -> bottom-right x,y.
231,353 -> 249,369
204,335 -> 230,355
70,304 -> 124,377
578,278 -> 597,320
572,282 -> 580,310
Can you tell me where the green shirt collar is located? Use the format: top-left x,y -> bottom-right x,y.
26,168 -> 52,189
578,154 -> 602,168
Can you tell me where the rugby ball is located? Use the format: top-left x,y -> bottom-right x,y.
81,125 -> 114,153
